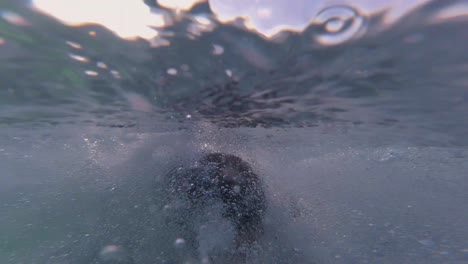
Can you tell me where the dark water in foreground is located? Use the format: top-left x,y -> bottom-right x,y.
0,0 -> 467,263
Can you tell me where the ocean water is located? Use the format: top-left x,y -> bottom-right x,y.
0,0 -> 467,263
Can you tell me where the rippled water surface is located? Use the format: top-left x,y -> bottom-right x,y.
0,0 -> 467,263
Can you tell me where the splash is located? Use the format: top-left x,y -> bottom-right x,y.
31,0 -> 441,44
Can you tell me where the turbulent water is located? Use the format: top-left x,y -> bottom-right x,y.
0,0 -> 467,263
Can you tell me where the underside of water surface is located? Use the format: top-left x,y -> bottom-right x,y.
0,0 -> 467,263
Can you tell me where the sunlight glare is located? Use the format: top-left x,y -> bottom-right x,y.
157,0 -> 206,11
33,0 -> 165,39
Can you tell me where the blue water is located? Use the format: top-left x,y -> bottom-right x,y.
0,0 -> 467,263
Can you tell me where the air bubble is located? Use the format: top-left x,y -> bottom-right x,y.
99,245 -> 128,262
313,5 -> 366,46
167,68 -> 178,76
1,11 -> 29,26
69,54 -> 89,63
97,62 -> 108,69
110,70 -> 121,79
84,70 -> 98,76
66,40 -> 82,49
174,238 -> 186,248
212,44 -> 224,55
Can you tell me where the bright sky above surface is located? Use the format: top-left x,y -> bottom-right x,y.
32,0 -> 463,40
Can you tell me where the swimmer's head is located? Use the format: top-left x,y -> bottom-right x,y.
167,153 -> 266,244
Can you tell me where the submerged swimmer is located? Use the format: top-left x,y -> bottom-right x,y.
46,153 -> 266,264
166,153 -> 266,246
